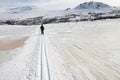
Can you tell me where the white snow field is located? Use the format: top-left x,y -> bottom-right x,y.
0,19 -> 120,80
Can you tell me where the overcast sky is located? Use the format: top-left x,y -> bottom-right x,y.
0,0 -> 120,10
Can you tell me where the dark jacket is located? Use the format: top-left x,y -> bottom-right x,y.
40,25 -> 44,30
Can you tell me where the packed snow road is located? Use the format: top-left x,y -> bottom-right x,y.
45,19 -> 120,80
0,19 -> 120,80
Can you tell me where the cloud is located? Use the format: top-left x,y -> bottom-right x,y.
0,0 -> 120,9
0,0 -> 36,2
0,0 -> 50,7
35,0 -> 120,10
31,0 -> 83,10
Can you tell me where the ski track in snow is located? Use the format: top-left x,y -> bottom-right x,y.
0,19 -> 120,80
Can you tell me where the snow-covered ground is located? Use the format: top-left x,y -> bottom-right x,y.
45,19 -> 120,80
0,19 -> 120,80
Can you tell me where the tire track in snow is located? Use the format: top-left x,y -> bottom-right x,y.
40,35 -> 51,80
44,36 -> 51,80
40,35 -> 43,80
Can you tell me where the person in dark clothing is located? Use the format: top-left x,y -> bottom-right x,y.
40,24 -> 45,35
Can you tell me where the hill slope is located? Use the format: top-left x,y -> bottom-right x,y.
9,6 -> 38,14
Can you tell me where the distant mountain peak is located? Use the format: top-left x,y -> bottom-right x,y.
65,8 -> 71,11
74,1 -> 111,10
9,6 -> 38,14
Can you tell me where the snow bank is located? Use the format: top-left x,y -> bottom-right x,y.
0,27 -> 39,80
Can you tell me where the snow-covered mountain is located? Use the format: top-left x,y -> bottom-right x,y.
9,6 -> 38,14
0,5 -> 66,20
74,1 -> 111,10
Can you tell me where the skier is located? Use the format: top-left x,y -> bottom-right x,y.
40,23 -> 45,35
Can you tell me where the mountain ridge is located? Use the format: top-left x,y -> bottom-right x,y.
74,1 -> 111,10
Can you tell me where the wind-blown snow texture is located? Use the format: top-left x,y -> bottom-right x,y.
0,19 -> 120,80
